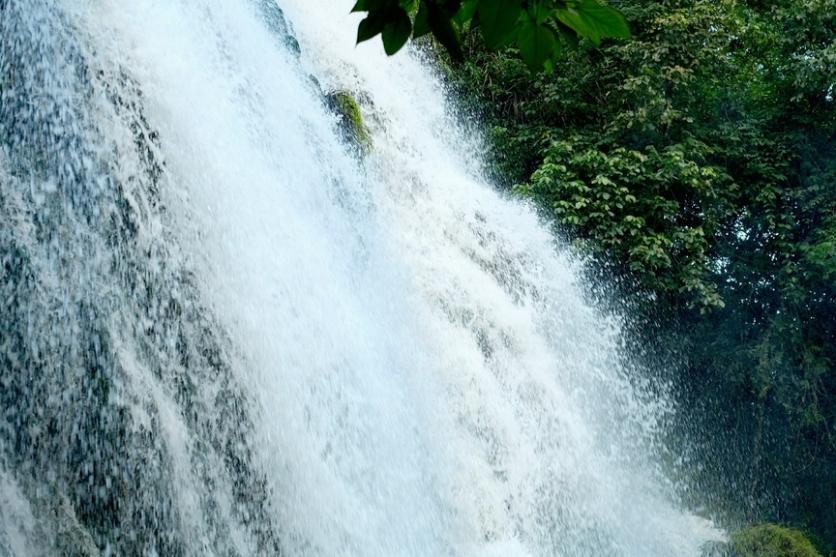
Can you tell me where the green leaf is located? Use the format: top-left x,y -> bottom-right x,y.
413,1 -> 431,37
553,19 -> 579,48
381,7 -> 412,54
555,0 -> 630,45
528,1 -> 551,25
454,0 -> 480,26
352,0 -> 387,12
477,0 -> 522,48
427,2 -> 463,60
357,12 -> 386,43
517,21 -> 556,71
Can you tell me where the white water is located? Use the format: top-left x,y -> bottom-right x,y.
0,0 -> 721,555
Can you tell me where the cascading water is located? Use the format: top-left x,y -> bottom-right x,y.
0,0 -> 723,555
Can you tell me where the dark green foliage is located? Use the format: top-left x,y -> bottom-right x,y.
516,137 -> 726,311
351,0 -> 629,71
437,0 -> 836,550
477,0 -> 522,48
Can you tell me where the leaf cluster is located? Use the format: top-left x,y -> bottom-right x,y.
351,0 -> 629,71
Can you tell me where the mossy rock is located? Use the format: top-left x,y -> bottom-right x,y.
729,524 -> 822,557
325,90 -> 372,153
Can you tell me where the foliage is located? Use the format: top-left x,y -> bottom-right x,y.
517,137 -> 727,311
436,0 -> 836,550
731,524 -> 823,557
350,0 -> 629,71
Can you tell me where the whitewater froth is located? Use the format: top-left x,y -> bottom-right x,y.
0,0 -> 721,555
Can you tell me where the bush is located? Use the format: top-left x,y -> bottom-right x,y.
730,525 -> 822,557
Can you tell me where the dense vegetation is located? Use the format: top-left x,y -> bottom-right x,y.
410,0 -> 834,552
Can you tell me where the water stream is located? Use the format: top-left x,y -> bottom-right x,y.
0,1 -> 721,555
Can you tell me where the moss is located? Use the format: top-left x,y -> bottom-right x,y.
325,90 -> 372,153
730,524 -> 822,557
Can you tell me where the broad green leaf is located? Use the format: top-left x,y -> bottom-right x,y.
413,2 -> 431,37
556,0 -> 630,45
528,2 -> 551,25
554,19 -> 580,47
427,2 -> 463,60
352,0 -> 387,13
381,8 -> 412,54
477,0 -> 522,48
454,0 -> 480,26
517,21 -> 556,71
357,11 -> 386,43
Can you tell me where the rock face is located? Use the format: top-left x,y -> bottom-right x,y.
256,0 -> 301,57
325,90 -> 373,154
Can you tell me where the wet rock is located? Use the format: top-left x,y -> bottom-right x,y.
256,0 -> 301,57
325,90 -> 372,154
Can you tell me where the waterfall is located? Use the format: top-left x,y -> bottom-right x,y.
0,0 -> 722,555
